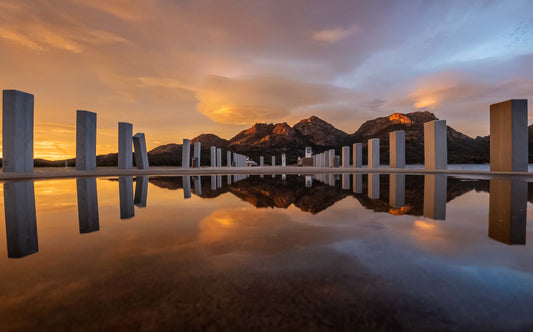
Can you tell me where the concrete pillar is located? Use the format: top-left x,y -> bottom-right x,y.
324,151 -> 330,168
342,146 -> 350,168
368,139 -> 379,169
233,152 -> 238,167
4,181 -> 38,258
424,120 -> 447,170
353,143 -> 362,168
328,149 -> 335,168
193,142 -> 201,168
227,151 -> 232,167
490,100 -> 528,172
193,176 -> 202,196
423,174 -> 446,220
368,173 -> 379,199
133,133 -> 149,170
118,122 -> 133,169
216,148 -> 222,167
181,139 -> 191,169
272,156 -> 276,166
77,178 -> 99,233
119,176 -> 134,219
134,176 -> 148,207
342,174 -> 350,190
390,131 -> 405,168
489,179 -> 527,245
281,153 -> 286,166
389,174 -> 405,208
2,90 -> 34,173
353,174 -> 362,194
260,156 -> 264,166
76,110 -> 96,171
210,146 -> 216,167
183,176 -> 191,199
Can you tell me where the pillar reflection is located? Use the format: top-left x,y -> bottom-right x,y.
119,176 -> 134,219
4,181 -> 38,258
193,176 -> 202,196
183,176 -> 192,199
353,174 -> 362,194
423,174 -> 446,220
134,176 -> 148,207
389,174 -> 405,208
342,174 -> 350,190
489,179 -> 527,245
77,178 -> 100,233
368,174 -> 379,199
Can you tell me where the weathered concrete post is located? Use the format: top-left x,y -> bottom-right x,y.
353,143 -> 362,168
368,139 -> 380,169
181,139 -> 191,169
368,173 -> 379,199
2,90 -> 34,172
134,176 -> 148,207
216,148 -> 222,167
281,153 -> 286,166
233,152 -> 238,167
390,131 -> 405,168
490,100 -> 528,172
183,176 -> 191,199
389,174 -> 405,208
210,146 -> 216,167
324,151 -> 330,168
489,179 -> 527,245
272,156 -> 276,166
193,142 -> 201,168
118,122 -> 133,169
260,156 -> 264,166
424,120 -> 447,170
423,174 -> 447,220
329,149 -> 335,168
3,181 -> 38,258
77,178 -> 100,233
133,133 -> 149,169
227,151 -> 232,167
119,176 -> 134,219
342,146 -> 350,168
76,110 -> 97,171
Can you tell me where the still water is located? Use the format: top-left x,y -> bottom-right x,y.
1,174 -> 533,331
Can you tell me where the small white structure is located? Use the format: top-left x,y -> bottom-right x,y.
133,133 -> 149,169
424,120 -> 447,170
76,110 -> 97,171
227,151 -> 232,167
182,139 -> 191,169
260,156 -> 264,166
368,138 -> 380,169
390,131 -> 405,168
281,153 -> 286,166
272,156 -> 276,166
329,149 -> 335,168
353,143 -> 362,168
305,147 -> 312,158
118,122 -> 133,169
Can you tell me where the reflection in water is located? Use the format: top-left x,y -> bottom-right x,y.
3,181 -> 38,258
211,175 -> 216,191
342,174 -> 349,190
134,176 -> 148,207
423,175 -> 447,220
489,179 -> 527,245
119,176 -> 134,219
77,178 -> 100,233
328,174 -> 335,187
368,174 -> 380,199
305,176 -> 312,188
389,174 -> 405,208
353,174 -> 362,194
193,176 -> 202,196
183,176 -> 192,199
227,175 -> 232,185
217,175 -> 222,189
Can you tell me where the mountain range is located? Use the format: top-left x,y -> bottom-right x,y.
31,111 -> 532,167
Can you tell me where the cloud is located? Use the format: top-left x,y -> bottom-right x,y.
312,26 -> 358,43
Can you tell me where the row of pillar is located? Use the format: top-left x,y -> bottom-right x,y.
180,141 -> 251,168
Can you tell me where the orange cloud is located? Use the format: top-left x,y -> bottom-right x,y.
313,26 -> 359,43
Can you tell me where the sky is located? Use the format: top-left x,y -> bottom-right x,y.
0,0 -> 532,159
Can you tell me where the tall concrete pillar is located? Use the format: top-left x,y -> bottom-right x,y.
182,139 -> 191,169
133,133 -> 149,169
324,151 -> 330,168
342,146 -> 350,168
227,151 -> 232,167
193,176 -> 202,196
210,146 -> 216,167
353,174 -> 362,194
353,143 -> 362,168
328,149 -> 335,168
76,110 -> 97,171
368,139 -> 380,169
368,173 -> 379,199
183,176 -> 191,199
490,100 -> 528,172
119,176 -> 134,219
216,148 -> 222,167
281,153 -> 286,166
390,131 -> 405,168
193,142 -> 201,168
77,178 -> 99,233
389,174 -> 405,208
272,156 -> 276,166
118,122 -> 133,169
2,90 -> 34,173
260,156 -> 264,166
424,120 -> 447,170
489,179 -> 527,245
423,174 -> 446,220
134,176 -> 148,207
4,181 -> 38,258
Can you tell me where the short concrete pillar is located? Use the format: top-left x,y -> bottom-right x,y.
216,148 -> 222,167
193,176 -> 202,196
181,139 -> 191,169
227,151 -> 232,167
77,178 -> 99,233
76,110 -> 97,171
4,181 -> 38,258
324,151 -> 330,167
368,173 -> 379,199
119,176 -> 134,219
118,122 -> 133,169
489,179 -> 527,245
353,143 -> 362,168
281,153 -> 286,166
133,133 -> 149,169
210,146 -> 216,167
272,156 -> 276,166
390,131 -> 405,168
328,149 -> 335,168
353,174 -> 362,194
490,100 -> 528,172
424,120 -> 447,170
183,176 -> 191,199
342,146 -> 350,168
368,139 -> 380,169
423,174 -> 446,220
260,156 -> 264,166
134,176 -> 148,207
2,90 -> 34,173
193,142 -> 201,168
389,174 -> 405,208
